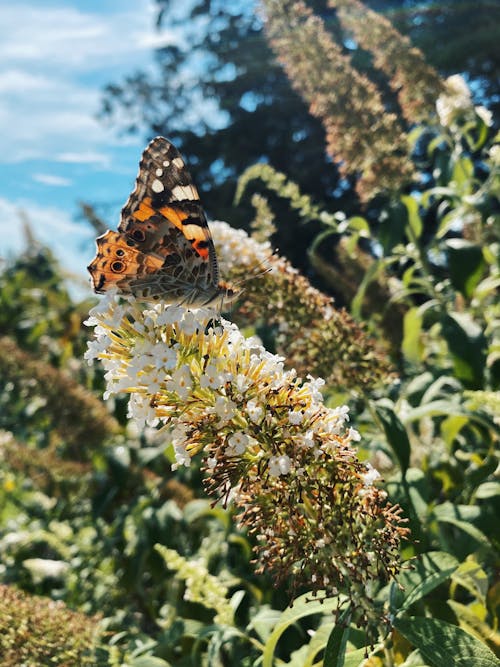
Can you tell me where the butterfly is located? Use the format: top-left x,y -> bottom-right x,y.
87,137 -> 239,309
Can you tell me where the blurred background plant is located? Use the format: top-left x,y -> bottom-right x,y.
1,1 -> 499,665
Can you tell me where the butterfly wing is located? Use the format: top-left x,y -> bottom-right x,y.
88,137 -> 220,301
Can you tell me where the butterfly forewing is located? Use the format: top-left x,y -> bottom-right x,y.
87,137 -> 228,305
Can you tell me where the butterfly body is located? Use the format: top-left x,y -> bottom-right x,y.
88,137 -> 239,309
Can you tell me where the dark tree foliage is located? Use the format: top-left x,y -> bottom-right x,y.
101,0 -> 498,270
382,0 -> 500,111
101,1 -> 343,241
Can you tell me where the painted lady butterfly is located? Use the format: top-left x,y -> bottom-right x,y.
87,137 -> 239,309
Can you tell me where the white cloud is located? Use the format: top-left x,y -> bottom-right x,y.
55,151 -> 111,167
0,1 -> 173,165
33,173 -> 72,187
0,3 -> 173,72
0,196 -> 95,276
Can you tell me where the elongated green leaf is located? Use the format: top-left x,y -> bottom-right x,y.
451,561 -> 488,607
448,600 -> 496,647
301,621 -> 335,667
401,400 -> 494,433
344,647 -> 375,667
351,260 -> 381,320
440,313 -> 486,388
403,307 -> 424,364
452,156 -> 474,190
323,608 -> 351,667
394,616 -> 499,667
129,658 -> 172,667
445,239 -> 485,297
393,551 -> 459,615
432,503 -> 491,548
262,593 -> 344,667
374,401 -> 411,475
249,607 -> 282,643
346,215 -> 370,236
402,195 -> 423,240
475,481 -> 500,500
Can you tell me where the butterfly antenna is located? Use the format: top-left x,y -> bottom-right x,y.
230,254 -> 274,289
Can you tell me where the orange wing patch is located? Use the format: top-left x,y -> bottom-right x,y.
87,136 -> 239,308
133,197 -> 157,222
88,231 -> 165,294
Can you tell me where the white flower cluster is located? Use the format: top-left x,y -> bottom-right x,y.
436,74 -> 492,128
209,220 -> 273,274
85,295 -> 373,482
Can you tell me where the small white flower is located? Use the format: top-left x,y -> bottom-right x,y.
361,463 -> 381,487
206,457 -> 217,469
246,399 -> 264,424
156,304 -> 185,325
226,431 -> 249,456
269,454 -> 292,477
166,364 -> 192,400
139,367 -> 164,394
127,394 -> 159,427
84,337 -> 109,364
347,427 -> 361,442
288,410 -> 304,425
172,442 -> 191,469
234,373 -> 251,393
153,343 -> 178,371
212,395 -> 237,425
476,105 -> 493,126
200,361 -> 226,390
304,375 -> 325,402
489,144 -> 500,165
436,75 -> 473,127
294,430 -> 315,448
178,310 -> 201,335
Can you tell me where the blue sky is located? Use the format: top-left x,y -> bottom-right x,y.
0,0 -> 179,284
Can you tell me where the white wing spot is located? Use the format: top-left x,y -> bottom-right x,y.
163,160 -> 170,167
172,184 -> 198,201
172,157 -> 184,169
152,179 -> 165,193
155,168 -> 163,177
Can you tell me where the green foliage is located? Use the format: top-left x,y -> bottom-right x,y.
1,2 -> 499,665
0,584 -> 100,666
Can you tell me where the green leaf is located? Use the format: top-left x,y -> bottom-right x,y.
374,401 -> 411,475
445,239 -> 485,297
128,658 -> 172,667
351,260 -> 381,319
475,481 -> 500,500
393,551 -> 459,615
323,608 -> 351,667
432,503 -> 492,548
448,600 -> 496,647
402,195 -> 423,240
344,647 -> 375,667
379,199 -> 408,253
394,616 -> 499,667
427,134 -> 448,157
451,560 -> 488,606
403,307 -> 424,363
248,607 -> 282,643
440,313 -> 486,388
262,593 -> 345,667
300,621 -> 335,667
437,209 -> 461,239
452,156 -> 474,191
346,215 -> 370,236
